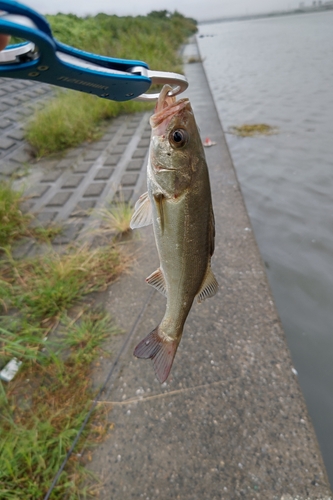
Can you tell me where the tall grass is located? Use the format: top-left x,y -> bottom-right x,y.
25,11 -> 197,156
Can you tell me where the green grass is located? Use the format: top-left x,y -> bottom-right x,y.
26,92 -> 152,157
0,310 -> 116,500
0,181 -> 62,248
25,10 -> 197,157
92,200 -> 134,238
0,190 -> 128,497
0,181 -> 32,247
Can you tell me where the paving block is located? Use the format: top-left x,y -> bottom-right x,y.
117,135 -> 131,145
126,159 -> 144,171
41,170 -> 63,182
6,129 -> 25,140
113,189 -> 133,203
10,149 -> 31,164
46,191 -> 73,207
17,107 -> 32,116
0,103 -> 9,112
53,223 -> 83,245
3,97 -> 20,106
61,175 -> 84,188
34,87 -> 48,95
35,211 -> 58,224
0,119 -> 11,129
0,161 -> 20,176
26,184 -> 50,198
23,90 -> 39,98
66,147 -> 84,158
70,199 -> 96,217
111,144 -> 126,155
74,162 -> 93,173
56,158 -> 74,169
142,130 -> 151,139
9,81 -> 29,90
120,173 -> 139,187
14,94 -> 27,102
104,154 -> 121,166
138,138 -> 150,148
83,182 -> 106,197
84,150 -> 101,161
90,142 -> 107,151
132,148 -> 147,159
94,167 -> 114,180
0,137 -> 16,150
123,129 -> 136,136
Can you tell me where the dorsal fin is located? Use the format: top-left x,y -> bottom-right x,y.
130,192 -> 152,229
196,266 -> 218,303
145,268 -> 167,297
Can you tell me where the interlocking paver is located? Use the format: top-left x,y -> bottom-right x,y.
104,154 -> 121,166
84,150 -> 101,161
47,191 -> 73,206
57,159 -> 74,169
83,183 -> 106,197
41,170 -> 63,182
132,148 -> 147,159
113,189 -> 133,203
7,129 -> 25,140
0,161 -> 20,176
27,184 -> 50,198
36,212 -> 58,224
126,159 -> 144,171
111,144 -> 126,155
74,162 -> 93,173
61,175 -> 84,188
117,136 -> 131,145
94,167 -> 114,180
70,200 -> 96,217
10,149 -> 31,164
0,119 -> 11,129
120,173 -> 139,186
0,137 -> 16,149
53,223 -> 84,245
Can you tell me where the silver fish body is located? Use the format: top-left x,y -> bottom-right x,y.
130,85 -> 218,383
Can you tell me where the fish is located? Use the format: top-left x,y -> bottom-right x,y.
130,85 -> 218,383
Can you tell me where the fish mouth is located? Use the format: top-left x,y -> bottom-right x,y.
150,85 -> 190,130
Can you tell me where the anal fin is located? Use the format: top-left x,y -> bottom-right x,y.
145,268 -> 167,297
134,328 -> 179,383
197,266 -> 218,303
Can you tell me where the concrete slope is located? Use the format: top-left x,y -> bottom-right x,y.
88,40 -> 332,499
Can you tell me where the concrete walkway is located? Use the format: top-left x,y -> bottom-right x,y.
1,39 -> 332,499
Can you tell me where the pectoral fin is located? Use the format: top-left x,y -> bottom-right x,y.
130,192 -> 152,229
146,268 -> 167,297
197,266 -> 218,303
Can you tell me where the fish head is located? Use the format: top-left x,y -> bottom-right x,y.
149,85 -> 205,197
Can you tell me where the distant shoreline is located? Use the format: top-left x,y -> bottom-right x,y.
199,3 -> 333,25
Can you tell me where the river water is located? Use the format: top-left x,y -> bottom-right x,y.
197,11 -> 333,486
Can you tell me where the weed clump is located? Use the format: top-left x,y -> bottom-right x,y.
229,123 -> 278,137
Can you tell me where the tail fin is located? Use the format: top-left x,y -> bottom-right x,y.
133,327 -> 179,383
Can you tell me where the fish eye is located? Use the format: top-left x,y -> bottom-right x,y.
170,128 -> 188,148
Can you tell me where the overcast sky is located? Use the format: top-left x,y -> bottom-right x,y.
24,0 -> 301,22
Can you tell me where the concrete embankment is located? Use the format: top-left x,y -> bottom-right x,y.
87,39 -> 333,499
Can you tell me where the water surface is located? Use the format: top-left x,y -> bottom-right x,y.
197,11 -> 333,485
